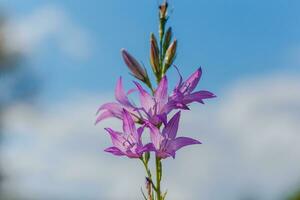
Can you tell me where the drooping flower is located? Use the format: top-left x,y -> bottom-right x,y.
95,77 -> 141,124
134,76 -> 169,125
169,67 -> 216,110
147,111 -> 201,159
104,109 -> 152,158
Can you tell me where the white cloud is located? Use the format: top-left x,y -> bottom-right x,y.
1,74 -> 300,200
2,5 -> 92,60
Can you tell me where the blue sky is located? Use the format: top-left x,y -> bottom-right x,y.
2,0 -> 300,104
1,1 -> 300,199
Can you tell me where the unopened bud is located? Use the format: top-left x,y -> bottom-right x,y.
164,39 -> 177,71
159,1 -> 168,40
150,33 -> 160,75
121,49 -> 147,81
159,1 -> 168,19
163,27 -> 172,54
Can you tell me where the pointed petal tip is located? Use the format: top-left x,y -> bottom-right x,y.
116,76 -> 123,87
133,80 -> 140,87
187,138 -> 202,145
205,91 -> 217,99
94,119 -> 100,125
172,110 -> 181,121
196,140 -> 202,144
196,67 -> 202,76
104,127 -> 114,134
170,151 -> 176,159
133,81 -> 147,93
95,112 -> 109,124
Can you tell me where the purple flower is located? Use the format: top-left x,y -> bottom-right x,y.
134,76 -> 169,125
95,77 -> 141,124
147,111 -> 201,159
104,109 -> 152,158
169,67 -> 216,110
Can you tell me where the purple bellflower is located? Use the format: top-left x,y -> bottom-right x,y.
104,109 -> 152,158
147,111 -> 201,159
95,77 -> 141,124
169,67 -> 216,110
134,76 -> 169,125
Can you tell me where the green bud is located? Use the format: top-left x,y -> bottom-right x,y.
121,49 -> 148,82
150,33 -> 160,76
163,27 -> 172,55
159,1 -> 168,20
159,1 -> 168,41
163,39 -> 177,72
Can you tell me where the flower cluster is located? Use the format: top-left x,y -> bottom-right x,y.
95,1 -> 215,200
96,68 -> 215,159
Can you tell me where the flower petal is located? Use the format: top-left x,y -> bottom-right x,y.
134,81 -> 155,112
157,113 -> 168,126
137,143 -> 156,154
122,109 -> 137,136
162,111 -> 180,139
184,90 -> 216,104
180,68 -> 202,94
115,77 -> 133,107
168,136 -> 201,153
95,110 -> 114,124
148,124 -> 164,150
136,126 -> 145,143
173,65 -> 183,93
96,102 -> 122,115
104,128 -> 126,152
155,76 -> 168,111
104,147 -> 125,156
127,88 -> 138,95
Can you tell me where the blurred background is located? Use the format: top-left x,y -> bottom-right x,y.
0,0 -> 300,199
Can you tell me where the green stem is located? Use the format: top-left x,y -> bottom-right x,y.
141,159 -> 151,178
140,157 -> 157,192
155,156 -> 162,200
158,8 -> 167,82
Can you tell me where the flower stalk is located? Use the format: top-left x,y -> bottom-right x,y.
156,156 -> 162,200
96,1 -> 216,200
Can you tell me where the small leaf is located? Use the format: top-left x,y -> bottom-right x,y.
162,190 -> 168,200
144,152 -> 150,164
141,188 -> 148,200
